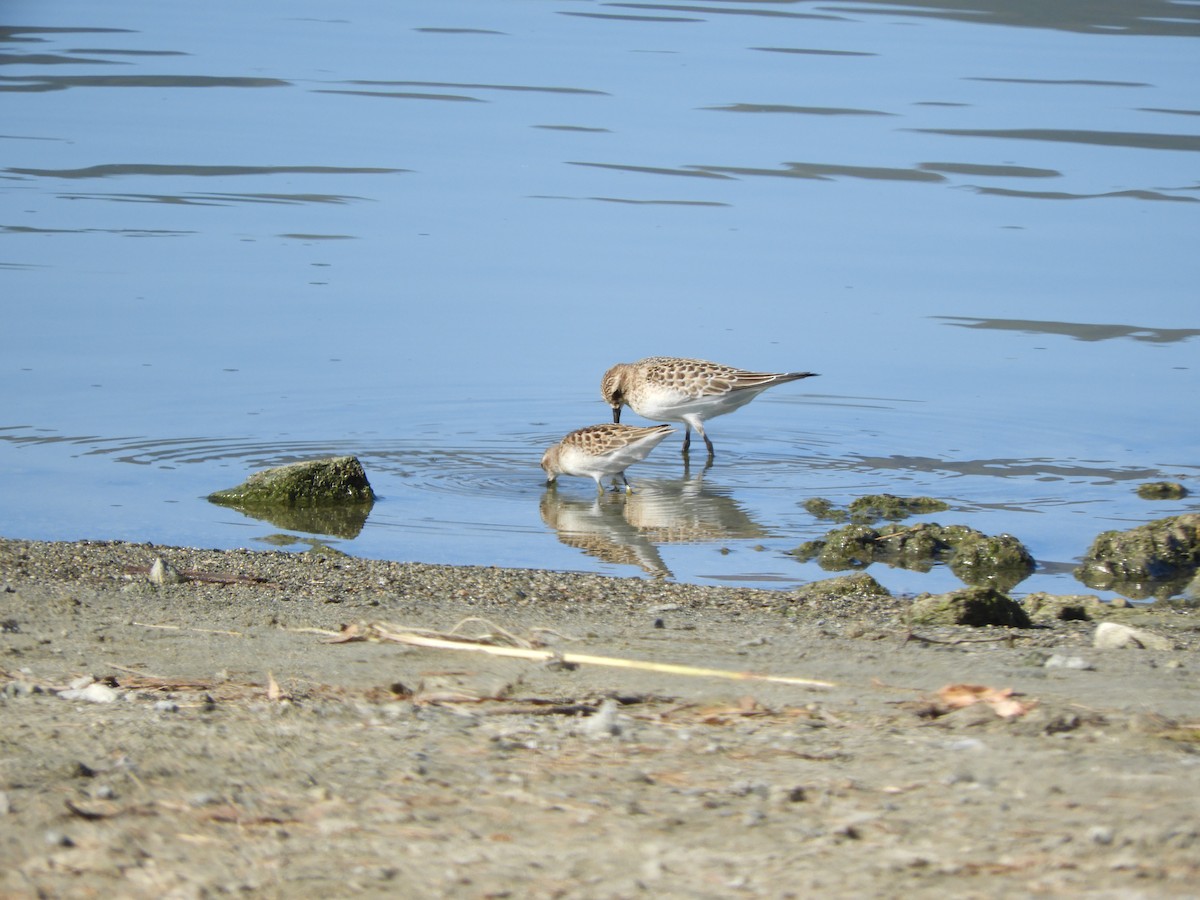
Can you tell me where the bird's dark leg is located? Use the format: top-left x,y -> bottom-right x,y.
681,427 -> 691,455
695,424 -> 715,458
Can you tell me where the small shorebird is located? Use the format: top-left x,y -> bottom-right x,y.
541,423 -> 675,492
601,357 -> 818,457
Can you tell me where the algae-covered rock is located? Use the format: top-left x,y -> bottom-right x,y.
908,586 -> 1033,628
1074,514 -> 1200,600
802,497 -> 848,522
947,532 -> 1035,591
1022,593 -> 1107,624
210,456 -> 375,506
875,522 -> 953,571
795,521 -> 1035,590
847,493 -> 949,523
1136,482 -> 1188,501
804,494 -> 949,525
791,572 -> 891,604
208,456 -> 375,538
810,524 -> 880,569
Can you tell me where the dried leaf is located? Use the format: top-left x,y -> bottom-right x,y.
935,683 -> 1035,719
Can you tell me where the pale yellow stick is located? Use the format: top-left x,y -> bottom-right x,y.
376,629 -> 835,688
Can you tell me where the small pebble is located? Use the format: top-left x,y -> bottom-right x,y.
583,698 -> 621,738
742,809 -> 767,827
149,557 -> 184,585
1094,622 -> 1174,651
945,738 -> 985,752
59,682 -> 119,704
1045,654 -> 1094,670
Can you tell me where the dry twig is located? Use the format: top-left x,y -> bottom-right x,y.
322,622 -> 836,688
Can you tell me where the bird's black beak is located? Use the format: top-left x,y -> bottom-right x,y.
612,406 -> 621,424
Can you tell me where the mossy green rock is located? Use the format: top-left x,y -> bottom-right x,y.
208,456 -> 375,538
947,532 -> 1035,591
804,494 -> 949,525
209,456 -> 375,506
1075,514 -> 1200,600
847,493 -> 949,523
802,497 -> 848,522
908,586 -> 1033,628
796,521 -> 1035,590
1136,481 -> 1188,501
791,572 -> 891,603
815,524 -> 879,569
875,522 -> 951,571
1021,592 -> 1107,623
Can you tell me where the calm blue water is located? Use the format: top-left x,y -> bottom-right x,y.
2,1 -> 1197,598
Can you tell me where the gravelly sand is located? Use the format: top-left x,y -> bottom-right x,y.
2,537 -> 1198,898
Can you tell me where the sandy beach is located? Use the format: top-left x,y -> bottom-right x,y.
2,536 -> 1198,897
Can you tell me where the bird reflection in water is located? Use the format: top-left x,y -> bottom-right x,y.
539,471 -> 766,578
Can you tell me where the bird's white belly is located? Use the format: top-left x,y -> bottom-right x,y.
558,445 -> 627,477
633,388 -> 758,422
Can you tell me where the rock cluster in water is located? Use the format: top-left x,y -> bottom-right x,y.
793,520 -> 1035,591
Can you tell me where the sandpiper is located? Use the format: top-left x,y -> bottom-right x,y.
600,356 -> 818,456
541,423 -> 675,492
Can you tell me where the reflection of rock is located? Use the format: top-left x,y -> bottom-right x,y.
224,504 -> 371,539
208,456 -> 374,539
622,476 -> 767,543
539,491 -> 670,578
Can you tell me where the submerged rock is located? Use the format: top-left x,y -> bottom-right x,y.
803,494 -> 948,525
208,456 -> 375,539
847,493 -> 949,523
908,586 -> 1033,628
1074,514 -> 1200,600
802,497 -> 847,522
1135,481 -> 1188,501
